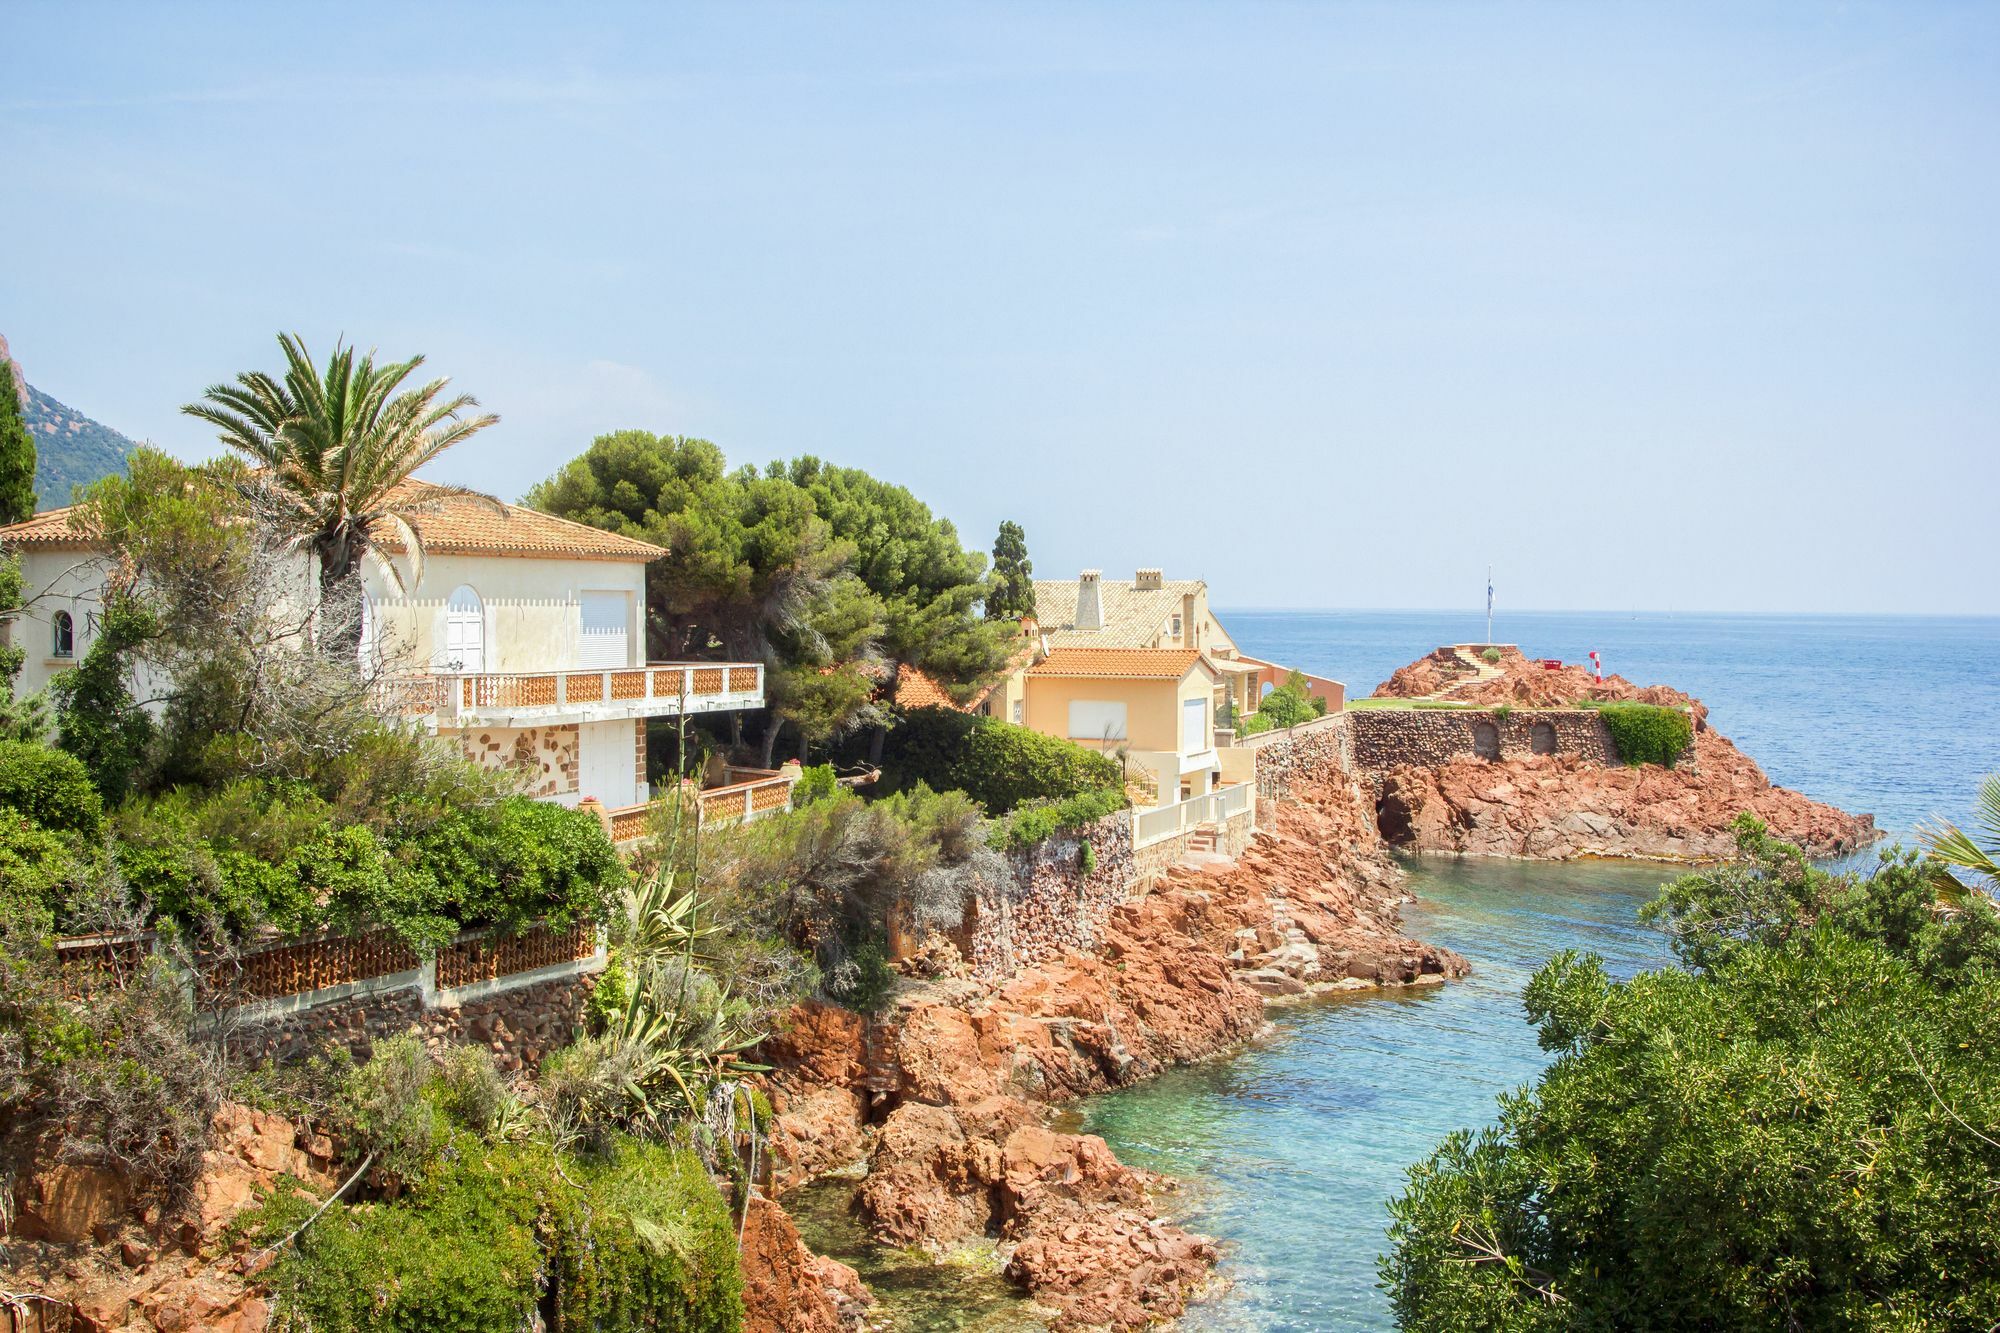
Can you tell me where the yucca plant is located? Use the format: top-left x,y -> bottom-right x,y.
182,332 -> 499,659
1920,774 -> 2000,906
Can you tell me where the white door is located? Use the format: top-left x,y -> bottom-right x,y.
1182,697 -> 1207,753
444,585 -> 485,673
577,591 -> 630,668
577,721 -> 638,809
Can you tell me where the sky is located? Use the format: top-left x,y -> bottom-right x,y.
4,2 -> 1996,615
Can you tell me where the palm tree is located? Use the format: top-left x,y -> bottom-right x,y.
1921,774 -> 2000,902
182,332 -> 499,659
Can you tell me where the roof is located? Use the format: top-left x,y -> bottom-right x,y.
894,662 -> 968,711
0,505 -> 94,551
0,480 -> 667,565
1024,648 -> 1209,681
1032,576 -> 1208,649
370,481 -> 665,563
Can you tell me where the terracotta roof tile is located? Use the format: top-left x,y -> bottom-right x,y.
0,505 -> 92,550
0,480 -> 667,564
371,481 -> 665,563
1024,647 -> 1207,680
1032,576 -> 1208,648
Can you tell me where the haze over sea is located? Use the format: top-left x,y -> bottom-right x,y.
1079,609 -> 2000,1332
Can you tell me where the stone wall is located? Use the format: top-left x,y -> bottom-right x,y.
456,723 -> 581,798
1247,714 -> 1350,798
966,813 -> 1138,979
1344,708 -> 1617,772
224,970 -> 601,1073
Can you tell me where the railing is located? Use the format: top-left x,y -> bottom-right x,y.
600,770 -> 799,845
1132,782 -> 1255,849
435,922 -> 597,990
374,662 -> 763,721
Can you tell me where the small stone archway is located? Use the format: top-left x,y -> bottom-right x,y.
1472,720 -> 1501,761
1530,720 -> 1558,755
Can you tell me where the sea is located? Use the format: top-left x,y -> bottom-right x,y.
796,610 -> 2000,1332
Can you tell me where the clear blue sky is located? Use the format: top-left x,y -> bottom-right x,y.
5,2 -> 1995,614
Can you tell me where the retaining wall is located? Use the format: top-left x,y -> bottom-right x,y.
1345,708 -> 1617,771
966,812 -> 1137,978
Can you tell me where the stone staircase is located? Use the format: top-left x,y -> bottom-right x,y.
1430,646 -> 1508,701
1185,824 -> 1219,855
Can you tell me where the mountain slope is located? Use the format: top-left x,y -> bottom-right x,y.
0,333 -> 134,509
22,383 -> 135,506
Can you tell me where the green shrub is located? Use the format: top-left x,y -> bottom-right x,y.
990,786 -> 1128,850
828,939 -> 896,1015
584,956 -> 631,1036
1480,646 -> 1501,664
0,740 -> 103,836
1592,703 -> 1693,768
259,1135 -> 742,1333
882,707 -> 1121,813
790,762 -> 838,808
0,813 -> 90,938
1238,711 -> 1274,736
1256,671 -> 1326,729
50,600 -> 157,806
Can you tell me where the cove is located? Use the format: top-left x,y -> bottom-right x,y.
1079,854 -> 1681,1332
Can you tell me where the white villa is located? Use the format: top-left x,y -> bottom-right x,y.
0,481 -> 776,838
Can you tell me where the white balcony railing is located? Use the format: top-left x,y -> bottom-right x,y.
1132,781 -> 1255,849
375,661 -> 764,725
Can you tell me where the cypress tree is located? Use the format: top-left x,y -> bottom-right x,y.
987,520 -> 1036,622
0,361 -> 37,525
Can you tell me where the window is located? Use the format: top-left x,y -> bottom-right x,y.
1067,699 -> 1128,741
444,585 -> 486,673
1011,699 -> 1024,724
1170,613 -> 1183,640
52,611 -> 74,658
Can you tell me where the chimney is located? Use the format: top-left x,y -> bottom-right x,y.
1134,567 -> 1163,591
1076,571 -> 1103,631
1182,592 -> 1198,647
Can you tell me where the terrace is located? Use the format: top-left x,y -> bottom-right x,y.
376,661 -> 765,728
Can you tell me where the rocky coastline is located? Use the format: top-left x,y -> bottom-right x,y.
1368,646 -> 1877,861
750,771 -> 1467,1330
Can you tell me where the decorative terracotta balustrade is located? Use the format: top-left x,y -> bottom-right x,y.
425,661 -> 764,722
435,922 -> 597,990
206,931 -> 422,1003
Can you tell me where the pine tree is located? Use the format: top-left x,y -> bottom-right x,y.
0,361 -> 38,525
987,520 -> 1036,622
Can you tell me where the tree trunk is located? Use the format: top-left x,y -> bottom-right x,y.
315,530 -> 366,663
867,724 -> 886,767
759,718 -> 783,770
797,729 -> 810,764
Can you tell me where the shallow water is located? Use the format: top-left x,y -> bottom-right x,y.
1081,856 -> 1677,1331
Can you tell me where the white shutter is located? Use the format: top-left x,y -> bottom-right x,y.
1182,697 -> 1207,753
577,592 -> 630,668
1067,700 -> 1128,741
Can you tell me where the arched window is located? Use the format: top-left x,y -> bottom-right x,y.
1531,721 -> 1558,755
1472,720 -> 1501,761
52,610 -> 74,659
444,585 -> 485,673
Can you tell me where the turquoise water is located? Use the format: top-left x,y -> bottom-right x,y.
1074,610 -> 2000,1331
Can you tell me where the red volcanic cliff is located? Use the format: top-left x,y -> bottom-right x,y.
1369,646 -> 1874,860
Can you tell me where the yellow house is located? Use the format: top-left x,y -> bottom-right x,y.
1020,646 -> 1223,805
0,481 -> 768,830
1019,567 -> 1340,737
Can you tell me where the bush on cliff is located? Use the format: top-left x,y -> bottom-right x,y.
989,786 -> 1127,850
1590,701 -> 1692,768
1383,821 -> 2000,1330
0,740 -> 103,836
881,706 -> 1122,813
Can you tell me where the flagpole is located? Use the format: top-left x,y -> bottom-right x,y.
1485,565 -> 1493,646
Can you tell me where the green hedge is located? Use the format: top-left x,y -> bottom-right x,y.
0,740 -> 103,836
108,781 -> 628,952
1591,703 -> 1693,768
989,786 -> 1128,850
882,707 -> 1122,814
